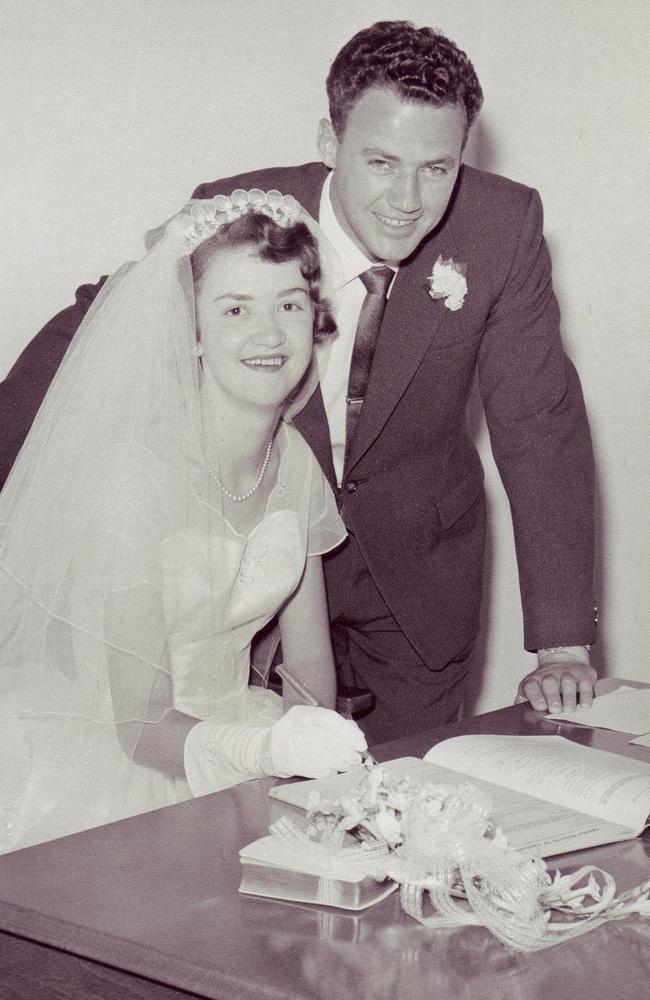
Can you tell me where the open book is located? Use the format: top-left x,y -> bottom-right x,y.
269,734 -> 650,858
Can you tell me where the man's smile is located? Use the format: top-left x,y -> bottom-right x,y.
373,211 -> 421,229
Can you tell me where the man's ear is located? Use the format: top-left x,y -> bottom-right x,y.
317,118 -> 338,169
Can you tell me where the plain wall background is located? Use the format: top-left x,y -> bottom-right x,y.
1,0 -> 648,712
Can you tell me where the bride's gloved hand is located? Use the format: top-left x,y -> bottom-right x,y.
266,705 -> 368,778
183,705 -> 368,797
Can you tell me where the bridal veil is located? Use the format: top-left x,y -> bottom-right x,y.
0,192 -> 341,850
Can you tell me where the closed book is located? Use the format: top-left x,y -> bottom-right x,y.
239,834 -> 396,911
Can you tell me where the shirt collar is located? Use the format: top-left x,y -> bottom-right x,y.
319,173 -> 398,291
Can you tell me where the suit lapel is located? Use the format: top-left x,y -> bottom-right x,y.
345,227 -> 454,472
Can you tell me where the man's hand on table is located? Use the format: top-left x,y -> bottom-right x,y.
516,646 -> 597,713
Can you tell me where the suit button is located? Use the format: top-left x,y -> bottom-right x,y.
345,480 -> 358,493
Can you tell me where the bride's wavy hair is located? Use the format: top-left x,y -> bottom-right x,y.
190,212 -> 336,343
326,20 -> 483,138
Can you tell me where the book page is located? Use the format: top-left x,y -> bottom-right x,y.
410,761 -> 636,856
424,735 -> 650,832
269,757 -> 637,858
544,686 -> 650,735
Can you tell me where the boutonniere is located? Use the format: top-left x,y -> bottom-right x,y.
425,255 -> 468,311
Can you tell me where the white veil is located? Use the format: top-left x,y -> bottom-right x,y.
0,191 -> 339,851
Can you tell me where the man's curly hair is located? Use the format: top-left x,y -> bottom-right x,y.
326,21 -> 483,137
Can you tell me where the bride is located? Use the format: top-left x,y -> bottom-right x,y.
0,190 -> 366,853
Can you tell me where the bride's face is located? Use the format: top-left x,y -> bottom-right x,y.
195,246 -> 315,412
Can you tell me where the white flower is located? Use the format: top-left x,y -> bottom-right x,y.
426,255 -> 468,311
374,806 -> 403,847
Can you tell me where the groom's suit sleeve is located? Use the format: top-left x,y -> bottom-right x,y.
477,188 -> 596,650
0,277 -> 108,488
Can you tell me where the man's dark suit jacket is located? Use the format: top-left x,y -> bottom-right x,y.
0,162 -> 597,670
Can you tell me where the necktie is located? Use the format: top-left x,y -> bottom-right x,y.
345,266 -> 394,465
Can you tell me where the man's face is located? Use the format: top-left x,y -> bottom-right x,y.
318,87 -> 466,264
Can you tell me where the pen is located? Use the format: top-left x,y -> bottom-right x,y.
275,663 -> 378,768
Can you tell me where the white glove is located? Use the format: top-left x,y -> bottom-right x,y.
184,705 -> 367,797
184,720 -> 269,797
267,705 -> 368,779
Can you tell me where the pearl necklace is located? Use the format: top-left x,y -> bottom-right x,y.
209,438 -> 274,503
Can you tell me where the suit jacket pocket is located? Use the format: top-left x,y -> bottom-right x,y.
436,472 -> 484,532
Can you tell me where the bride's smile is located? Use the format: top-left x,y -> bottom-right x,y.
240,355 -> 288,369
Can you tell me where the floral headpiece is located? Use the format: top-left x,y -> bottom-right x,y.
181,189 -> 302,249
150,189 -> 305,258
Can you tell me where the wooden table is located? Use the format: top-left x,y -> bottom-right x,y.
1,695 -> 650,1000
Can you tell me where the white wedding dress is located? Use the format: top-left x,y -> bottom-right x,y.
0,424 -> 344,853
0,191 -> 345,854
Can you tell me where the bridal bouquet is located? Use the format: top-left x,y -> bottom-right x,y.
272,766 -> 650,952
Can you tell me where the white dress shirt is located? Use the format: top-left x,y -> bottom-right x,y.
317,173 -> 397,485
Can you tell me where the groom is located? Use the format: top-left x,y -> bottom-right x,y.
0,21 -> 597,742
